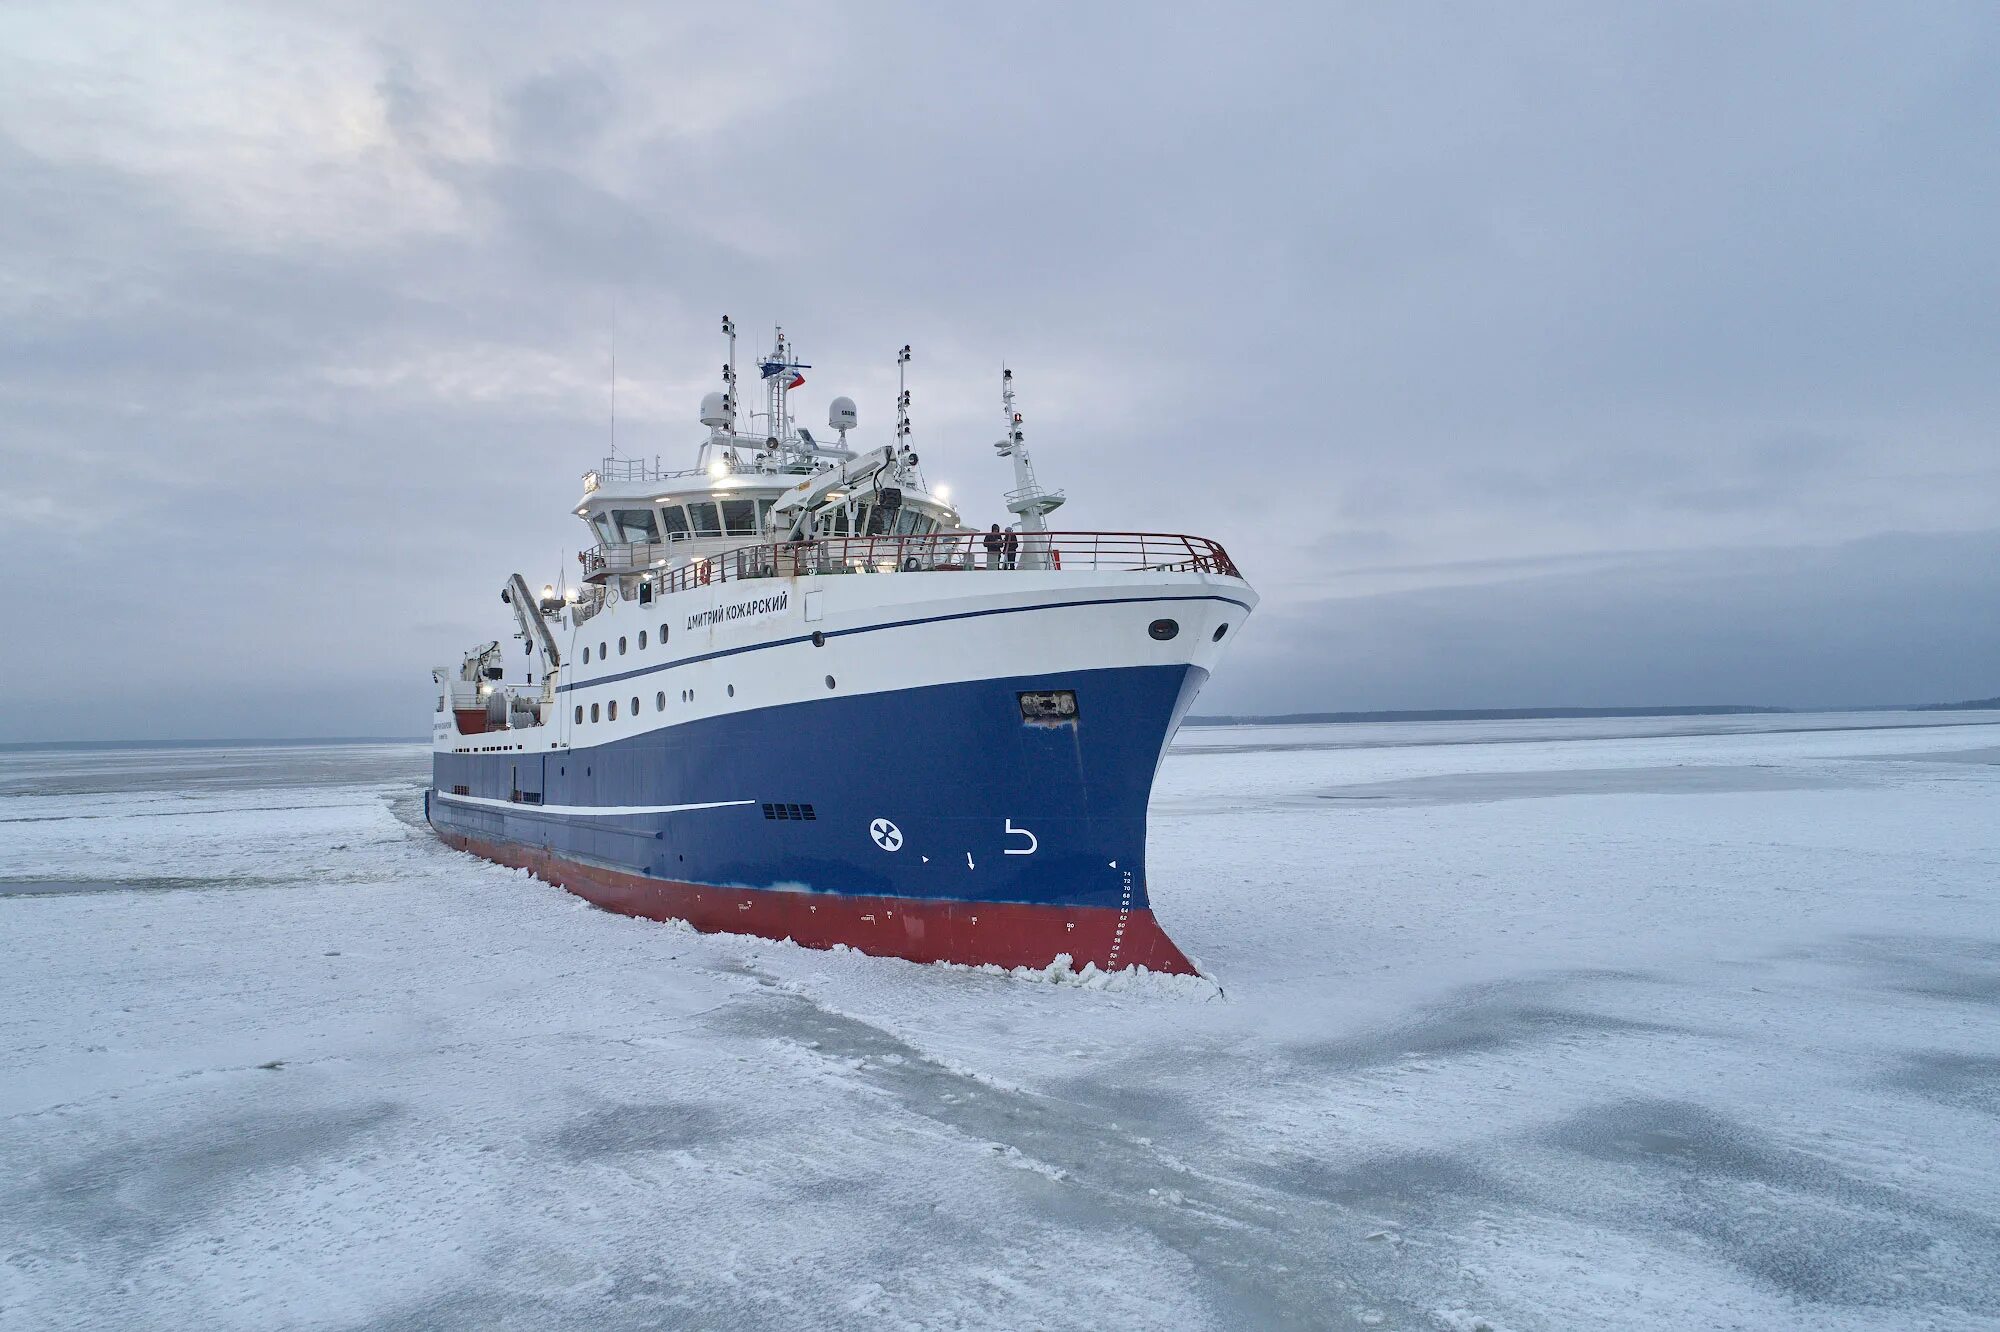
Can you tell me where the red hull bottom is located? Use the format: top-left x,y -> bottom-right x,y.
438,829 -> 1198,975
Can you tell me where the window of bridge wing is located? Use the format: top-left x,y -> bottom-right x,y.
660,500 -> 692,544
720,498 -> 757,537
685,501 -> 722,537
610,509 -> 659,544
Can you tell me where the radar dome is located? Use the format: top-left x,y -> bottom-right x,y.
699,391 -> 730,428
829,396 -> 858,431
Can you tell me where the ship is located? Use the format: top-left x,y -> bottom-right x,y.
426,321 -> 1256,974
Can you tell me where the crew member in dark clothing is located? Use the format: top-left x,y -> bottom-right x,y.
984,523 -> 1004,570
1002,525 -> 1020,570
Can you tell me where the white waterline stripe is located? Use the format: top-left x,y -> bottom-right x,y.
438,793 -> 754,817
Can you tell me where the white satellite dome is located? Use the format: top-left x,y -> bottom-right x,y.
829,396 -> 858,431
699,391 -> 730,428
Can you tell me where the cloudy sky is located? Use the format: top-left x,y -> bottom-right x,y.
3,2 -> 1996,741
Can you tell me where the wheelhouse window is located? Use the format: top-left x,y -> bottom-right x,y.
659,505 -> 690,541
685,501 -> 722,536
720,498 -> 758,536
610,509 -> 659,543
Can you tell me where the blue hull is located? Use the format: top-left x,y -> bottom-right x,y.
430,663 -> 1208,916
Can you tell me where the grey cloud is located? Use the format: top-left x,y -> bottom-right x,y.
1,3 -> 1996,740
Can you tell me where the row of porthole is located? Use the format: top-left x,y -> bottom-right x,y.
577,694 -> 669,724
571,676 -> 831,727
579,617 -> 1228,667
580,623 -> 674,667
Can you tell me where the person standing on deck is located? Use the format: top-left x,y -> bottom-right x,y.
984,523 -> 1004,570
1002,525 -> 1019,570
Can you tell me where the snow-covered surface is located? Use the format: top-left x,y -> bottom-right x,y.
3,714 -> 1998,1330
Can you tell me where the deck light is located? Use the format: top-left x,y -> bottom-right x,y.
707,461 -> 728,478
935,484 -> 950,500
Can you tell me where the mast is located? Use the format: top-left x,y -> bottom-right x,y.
768,326 -> 786,442
757,327 -> 811,457
896,344 -> 912,452
721,315 -> 738,432
995,366 -> 1064,562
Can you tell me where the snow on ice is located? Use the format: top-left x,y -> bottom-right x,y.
2,714 -> 1998,1330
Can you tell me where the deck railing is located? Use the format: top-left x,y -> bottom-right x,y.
579,531 -> 1240,594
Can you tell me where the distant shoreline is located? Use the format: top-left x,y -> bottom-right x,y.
0,737 -> 425,753
1182,699 -> 2000,727
4,698 -> 1994,749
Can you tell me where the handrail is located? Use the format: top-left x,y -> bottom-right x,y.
579,530 -> 1241,592
582,458 -> 710,491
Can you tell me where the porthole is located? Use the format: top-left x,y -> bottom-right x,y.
656,691 -> 666,711
1148,618 -> 1180,641
630,696 -> 640,716
583,647 -> 591,664
590,703 -> 600,722
727,684 -> 735,698
811,631 -> 826,647
599,641 -> 607,659
1212,623 -> 1229,642
608,700 -> 618,721
639,631 -> 648,649
825,675 -> 836,690
618,636 -> 627,655
659,623 -> 669,642
574,705 -> 582,724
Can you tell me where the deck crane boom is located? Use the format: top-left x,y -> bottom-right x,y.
501,573 -> 562,669
767,444 -> 898,541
